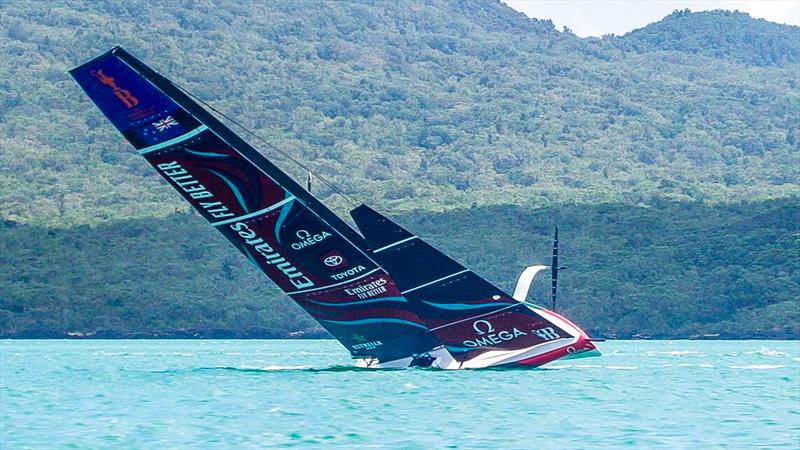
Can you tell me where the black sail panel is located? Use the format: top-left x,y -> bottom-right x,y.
351,204 -> 569,361
70,47 -> 436,360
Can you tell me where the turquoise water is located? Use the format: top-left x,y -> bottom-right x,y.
1,340 -> 798,449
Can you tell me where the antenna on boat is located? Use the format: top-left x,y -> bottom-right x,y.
307,170 -> 312,192
551,226 -> 565,311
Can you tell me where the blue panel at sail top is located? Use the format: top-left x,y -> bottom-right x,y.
70,52 -> 196,148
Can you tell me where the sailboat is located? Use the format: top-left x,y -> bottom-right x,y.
70,47 -> 600,369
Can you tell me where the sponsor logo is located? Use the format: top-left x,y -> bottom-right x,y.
230,222 -> 314,290
351,333 -> 383,351
353,342 -> 383,351
90,69 -> 139,108
291,229 -> 332,251
319,250 -> 365,280
320,250 -> 348,269
344,277 -> 388,299
324,255 -> 343,267
460,320 -> 562,349
331,265 -> 366,281
534,327 -> 561,340
462,319 -> 528,349
566,343 -> 593,355
473,320 -> 493,335
155,161 -> 234,219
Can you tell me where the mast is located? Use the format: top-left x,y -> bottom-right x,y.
550,226 -> 566,311
552,226 -> 558,311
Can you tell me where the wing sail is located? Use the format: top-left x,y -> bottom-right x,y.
351,204 -> 575,362
70,47 -> 435,360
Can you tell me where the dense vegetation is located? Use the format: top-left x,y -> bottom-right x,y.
2,199 -> 797,339
616,9 -> 800,66
1,0 -> 798,338
2,0 -> 798,226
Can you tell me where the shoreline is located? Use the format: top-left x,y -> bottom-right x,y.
2,332 -> 797,341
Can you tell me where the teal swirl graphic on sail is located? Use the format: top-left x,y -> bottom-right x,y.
306,296 -> 407,307
183,149 -> 229,158
323,318 -> 429,329
420,300 -> 511,310
273,195 -> 295,244
207,167 -> 250,213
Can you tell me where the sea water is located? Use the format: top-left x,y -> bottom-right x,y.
1,340 -> 798,449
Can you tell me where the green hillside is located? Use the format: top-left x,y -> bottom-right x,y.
614,9 -> 800,66
1,0 -> 798,338
2,199 -> 798,339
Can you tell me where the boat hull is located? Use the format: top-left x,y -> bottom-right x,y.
356,303 -> 600,369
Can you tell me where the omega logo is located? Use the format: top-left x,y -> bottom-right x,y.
472,320 -> 494,335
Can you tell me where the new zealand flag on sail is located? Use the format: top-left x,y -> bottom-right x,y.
123,108 -> 200,148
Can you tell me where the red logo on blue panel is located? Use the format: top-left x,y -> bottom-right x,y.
90,69 -> 139,108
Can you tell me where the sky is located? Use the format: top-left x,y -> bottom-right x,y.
503,0 -> 800,37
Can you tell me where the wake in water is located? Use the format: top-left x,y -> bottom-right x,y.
744,348 -> 791,357
191,365 -> 395,373
727,364 -> 785,370
138,342 -> 798,374
152,364 -> 553,374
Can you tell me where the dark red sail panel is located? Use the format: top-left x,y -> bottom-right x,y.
143,133 -> 288,223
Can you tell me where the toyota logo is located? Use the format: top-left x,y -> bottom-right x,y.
323,255 -> 343,267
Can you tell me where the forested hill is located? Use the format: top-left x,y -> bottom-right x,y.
2,0 -> 798,226
1,1 -> 798,339
613,9 -> 800,66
